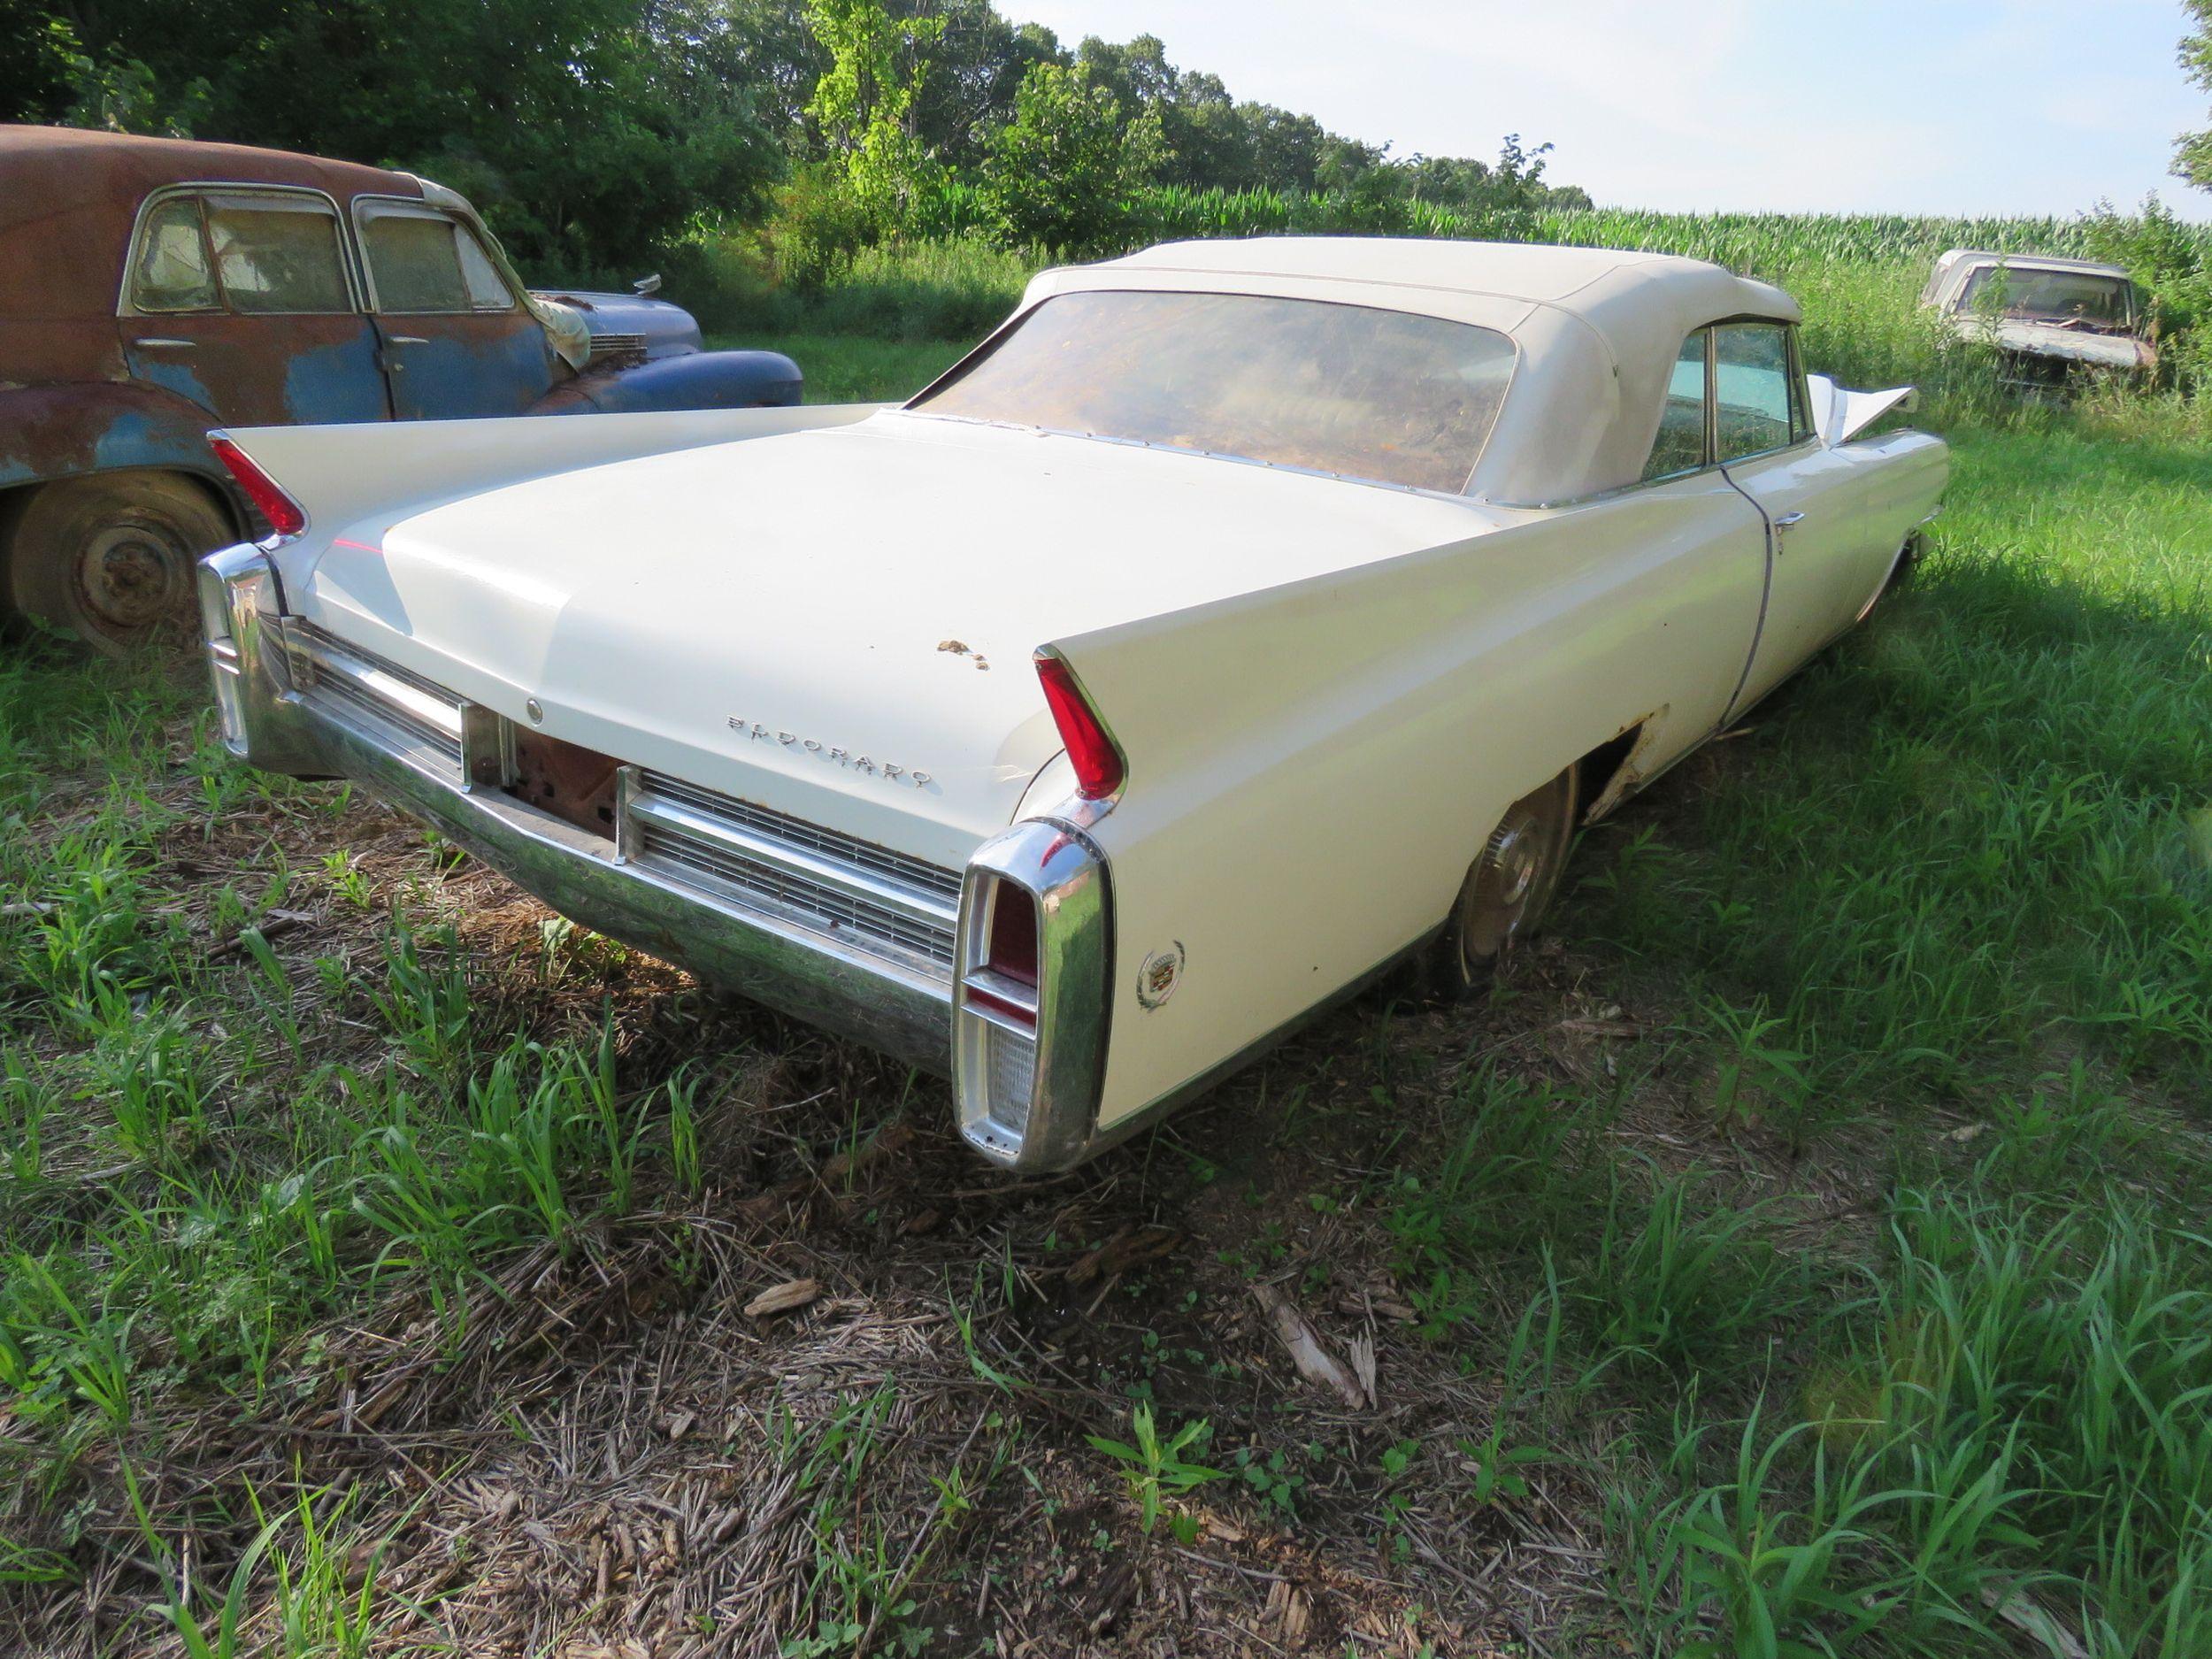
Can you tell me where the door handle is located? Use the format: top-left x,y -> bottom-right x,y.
1773,511 -> 1808,532
136,337 -> 196,349
387,335 -> 429,346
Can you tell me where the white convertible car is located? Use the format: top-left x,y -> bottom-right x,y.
199,239 -> 1947,1170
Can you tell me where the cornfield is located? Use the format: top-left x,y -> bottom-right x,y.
1126,188 -> 2212,273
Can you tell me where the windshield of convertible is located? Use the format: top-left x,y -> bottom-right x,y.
909,289 -> 1517,495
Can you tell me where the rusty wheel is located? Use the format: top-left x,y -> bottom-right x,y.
4,472 -> 232,654
1422,766 -> 1580,1000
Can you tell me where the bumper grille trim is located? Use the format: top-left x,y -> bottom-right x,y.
273,629 -> 961,980
630,771 -> 960,977
292,623 -> 464,772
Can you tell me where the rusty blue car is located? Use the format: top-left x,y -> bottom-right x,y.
0,125 -> 801,649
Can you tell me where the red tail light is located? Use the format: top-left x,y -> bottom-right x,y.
1034,651 -> 1124,799
987,882 -> 1039,987
209,435 -> 306,539
964,877 -> 1041,1027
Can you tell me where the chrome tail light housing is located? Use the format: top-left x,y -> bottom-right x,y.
954,820 -> 1112,1170
198,543 -> 280,757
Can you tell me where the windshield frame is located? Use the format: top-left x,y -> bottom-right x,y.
902,287 -> 1522,501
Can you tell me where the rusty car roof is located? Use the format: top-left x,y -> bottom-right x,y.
0,126 -> 423,326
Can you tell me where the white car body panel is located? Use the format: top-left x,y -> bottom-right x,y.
204,237 -> 1951,1169
265,408 -> 1517,869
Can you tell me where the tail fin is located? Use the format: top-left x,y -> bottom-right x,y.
1806,374 -> 1918,447
218,404 -> 878,570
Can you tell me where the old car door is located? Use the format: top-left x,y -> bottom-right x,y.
118,188 -> 389,426
352,199 -> 556,419
1713,322 -> 1893,719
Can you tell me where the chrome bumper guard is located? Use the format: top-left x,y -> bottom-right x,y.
199,546 -> 1113,1172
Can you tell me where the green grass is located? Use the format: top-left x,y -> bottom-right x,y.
7,224 -> 2212,1655
717,330 -> 962,403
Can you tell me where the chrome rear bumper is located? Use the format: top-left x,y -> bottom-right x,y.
197,545 -> 956,1069
198,544 -> 1118,1172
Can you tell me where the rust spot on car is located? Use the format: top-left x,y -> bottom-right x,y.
505,728 -> 621,841
1582,709 -> 1665,823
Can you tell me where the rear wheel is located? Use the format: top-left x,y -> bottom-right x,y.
4,472 -> 233,654
1422,766 -> 1580,1000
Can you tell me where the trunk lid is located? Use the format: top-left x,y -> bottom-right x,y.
297,411 -> 1498,866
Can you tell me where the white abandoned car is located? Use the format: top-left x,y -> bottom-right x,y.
1921,248 -> 2154,390
201,239 -> 1947,1171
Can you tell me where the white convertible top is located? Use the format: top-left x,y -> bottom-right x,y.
1018,237 -> 1804,504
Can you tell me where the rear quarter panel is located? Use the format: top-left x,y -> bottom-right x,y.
1054,472 -> 1778,1128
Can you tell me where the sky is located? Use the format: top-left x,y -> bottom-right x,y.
1000,0 -> 2212,221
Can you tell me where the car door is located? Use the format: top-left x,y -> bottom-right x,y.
117,188 -> 389,426
352,199 -> 556,419
1714,322 -> 1894,719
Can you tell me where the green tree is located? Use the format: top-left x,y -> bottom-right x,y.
980,59 -> 1163,252
903,0 -> 1060,169
35,19 -> 209,136
802,0 -> 945,232
2182,0 -> 2212,189
3,0 -> 780,274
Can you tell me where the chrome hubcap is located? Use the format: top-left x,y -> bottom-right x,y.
1458,780 -> 1571,967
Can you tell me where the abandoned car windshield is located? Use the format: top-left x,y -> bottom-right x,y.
1960,267 -> 2133,327
910,290 -> 1517,494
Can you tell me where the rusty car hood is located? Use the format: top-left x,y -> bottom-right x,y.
293,410 -> 1503,865
1975,316 -> 2152,371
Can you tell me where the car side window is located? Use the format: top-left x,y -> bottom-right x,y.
1640,329 -> 1709,480
1712,323 -> 1795,461
361,211 -> 517,313
204,196 -> 352,314
131,196 -> 219,311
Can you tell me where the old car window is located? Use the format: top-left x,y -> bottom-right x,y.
454,229 -> 515,308
203,198 -> 351,314
131,196 -> 218,312
1640,329 -> 1709,480
1960,266 -> 2132,327
363,212 -> 514,313
910,290 -> 1517,495
1712,323 -> 1794,461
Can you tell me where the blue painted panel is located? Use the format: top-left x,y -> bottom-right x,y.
380,315 -> 556,419
572,350 -> 804,414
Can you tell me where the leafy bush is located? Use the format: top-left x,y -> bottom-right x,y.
2084,196 -> 2212,392
981,62 -> 1164,254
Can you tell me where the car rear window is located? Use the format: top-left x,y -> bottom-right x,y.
910,289 -> 1517,494
132,197 -> 218,311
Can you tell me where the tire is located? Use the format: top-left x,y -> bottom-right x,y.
1420,765 -> 1581,1000
4,471 -> 234,655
